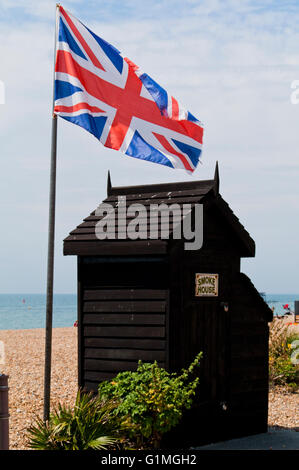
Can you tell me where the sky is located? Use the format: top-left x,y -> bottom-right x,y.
0,0 -> 299,294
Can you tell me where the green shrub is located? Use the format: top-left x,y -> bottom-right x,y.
98,352 -> 202,449
269,319 -> 299,387
269,356 -> 299,384
27,389 -> 124,450
286,382 -> 299,393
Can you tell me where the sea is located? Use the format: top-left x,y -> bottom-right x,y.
0,294 -> 77,330
0,293 -> 298,330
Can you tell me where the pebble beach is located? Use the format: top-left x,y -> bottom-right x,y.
0,325 -> 298,450
0,327 -> 78,450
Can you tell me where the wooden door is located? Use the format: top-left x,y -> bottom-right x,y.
190,300 -> 230,408
163,299 -> 230,448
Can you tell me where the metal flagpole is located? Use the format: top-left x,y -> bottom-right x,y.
43,4 -> 60,423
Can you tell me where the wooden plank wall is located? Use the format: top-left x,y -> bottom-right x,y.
228,276 -> 269,433
80,289 -> 169,391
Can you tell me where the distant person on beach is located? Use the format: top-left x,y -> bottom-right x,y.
283,304 -> 291,316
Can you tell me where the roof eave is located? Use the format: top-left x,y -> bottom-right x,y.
214,195 -> 256,258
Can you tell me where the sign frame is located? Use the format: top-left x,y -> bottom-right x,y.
195,273 -> 219,297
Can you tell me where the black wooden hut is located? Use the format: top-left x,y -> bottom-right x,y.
64,164 -> 273,447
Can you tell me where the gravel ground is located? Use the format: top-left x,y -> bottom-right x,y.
0,327 -> 78,450
269,386 -> 299,430
0,327 -> 298,450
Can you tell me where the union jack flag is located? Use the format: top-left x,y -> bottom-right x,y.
54,6 -> 204,172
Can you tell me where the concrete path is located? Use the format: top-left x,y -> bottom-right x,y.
195,428 -> 299,450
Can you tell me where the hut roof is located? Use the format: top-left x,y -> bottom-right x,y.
64,163 -> 255,257
236,273 -> 274,322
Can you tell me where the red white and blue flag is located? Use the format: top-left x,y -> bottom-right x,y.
54,6 -> 204,172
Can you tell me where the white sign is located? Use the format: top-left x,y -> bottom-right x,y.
195,273 -> 218,297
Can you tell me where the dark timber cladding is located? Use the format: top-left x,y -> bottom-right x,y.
64,163 -> 273,448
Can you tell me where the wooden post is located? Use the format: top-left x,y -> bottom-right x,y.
0,375 -> 9,450
294,300 -> 299,324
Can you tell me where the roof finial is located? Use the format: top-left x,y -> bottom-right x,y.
107,170 -> 112,196
214,161 -> 219,195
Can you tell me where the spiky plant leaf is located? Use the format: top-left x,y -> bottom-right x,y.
27,389 -> 124,450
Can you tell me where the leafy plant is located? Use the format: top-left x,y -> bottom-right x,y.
98,352 -> 202,449
286,382 -> 299,393
269,319 -> 299,389
27,389 -> 124,450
